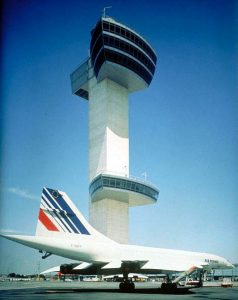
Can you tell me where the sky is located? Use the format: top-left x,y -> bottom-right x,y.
0,0 -> 237,275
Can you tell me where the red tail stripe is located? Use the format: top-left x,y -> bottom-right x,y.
39,208 -> 59,231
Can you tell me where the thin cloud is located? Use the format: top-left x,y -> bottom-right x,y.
0,229 -> 24,234
6,187 -> 39,201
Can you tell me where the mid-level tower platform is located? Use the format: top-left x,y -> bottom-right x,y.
71,16 -> 158,244
90,173 -> 158,206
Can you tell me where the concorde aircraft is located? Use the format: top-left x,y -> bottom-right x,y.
1,187 -> 234,292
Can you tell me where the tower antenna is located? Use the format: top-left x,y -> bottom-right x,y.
102,6 -> 112,18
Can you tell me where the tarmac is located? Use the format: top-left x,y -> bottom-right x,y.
0,281 -> 238,300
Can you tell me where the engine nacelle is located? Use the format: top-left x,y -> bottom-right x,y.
60,263 -> 79,274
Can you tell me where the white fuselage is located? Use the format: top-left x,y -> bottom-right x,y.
6,233 -> 232,273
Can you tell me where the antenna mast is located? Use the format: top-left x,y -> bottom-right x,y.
102,6 -> 112,18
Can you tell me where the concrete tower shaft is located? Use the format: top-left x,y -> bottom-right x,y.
70,16 -> 159,244
88,76 -> 129,243
89,78 -> 129,181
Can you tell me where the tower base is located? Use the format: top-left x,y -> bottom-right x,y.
89,199 -> 128,244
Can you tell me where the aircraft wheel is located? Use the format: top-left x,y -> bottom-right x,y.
129,282 -> 135,291
161,283 -> 166,290
197,281 -> 203,288
161,282 -> 177,292
171,283 -> 177,290
119,282 -> 124,290
119,281 -> 135,292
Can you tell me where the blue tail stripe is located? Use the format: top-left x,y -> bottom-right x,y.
70,214 -> 90,235
42,189 -> 80,234
42,189 -> 59,209
46,188 -> 90,235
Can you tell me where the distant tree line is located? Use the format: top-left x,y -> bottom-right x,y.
7,273 -> 45,279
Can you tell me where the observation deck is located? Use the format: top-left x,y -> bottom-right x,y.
70,16 -> 157,100
89,173 -> 159,206
90,17 -> 157,92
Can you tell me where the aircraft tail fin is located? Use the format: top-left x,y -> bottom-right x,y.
36,187 -> 93,237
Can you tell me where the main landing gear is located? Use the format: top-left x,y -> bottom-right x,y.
119,262 -> 135,292
39,250 -> 52,259
161,282 -> 177,292
161,275 -> 177,292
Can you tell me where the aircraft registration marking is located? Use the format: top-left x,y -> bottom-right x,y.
70,243 -> 82,248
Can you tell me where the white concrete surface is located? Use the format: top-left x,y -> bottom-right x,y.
88,78 -> 129,243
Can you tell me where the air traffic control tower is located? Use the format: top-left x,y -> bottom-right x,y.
70,16 -> 159,244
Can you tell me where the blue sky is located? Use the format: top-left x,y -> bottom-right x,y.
1,0 -> 237,274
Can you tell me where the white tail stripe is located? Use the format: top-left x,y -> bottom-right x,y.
42,190 -> 84,234
43,188 -> 91,235
41,195 -> 74,233
43,189 -> 80,233
44,188 -> 90,235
